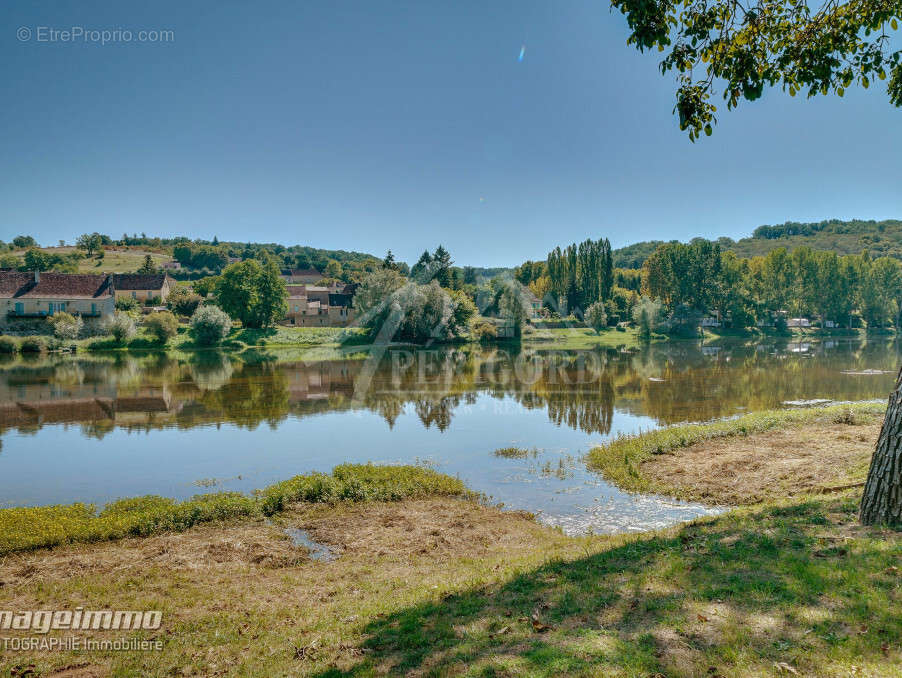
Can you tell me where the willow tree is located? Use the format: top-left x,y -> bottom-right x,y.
612,0 -> 902,140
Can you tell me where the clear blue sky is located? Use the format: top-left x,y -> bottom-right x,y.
2,1 -> 900,267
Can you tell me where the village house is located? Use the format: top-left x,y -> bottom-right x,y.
161,260 -> 182,271
283,282 -> 355,327
111,273 -> 176,304
280,267 -> 324,284
0,271 -> 115,326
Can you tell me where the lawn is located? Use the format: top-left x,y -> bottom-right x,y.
521,326 -> 657,351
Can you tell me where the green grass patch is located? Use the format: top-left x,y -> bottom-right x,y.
259,463 -> 468,515
0,464 -> 466,556
521,326 -> 661,350
587,402 -> 885,495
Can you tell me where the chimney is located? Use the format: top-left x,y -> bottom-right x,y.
34,270 -> 39,284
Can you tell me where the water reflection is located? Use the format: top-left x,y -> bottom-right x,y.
0,338 -> 897,534
0,338 -> 897,439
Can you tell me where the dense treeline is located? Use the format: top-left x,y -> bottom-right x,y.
611,219 -> 902,268
642,242 -> 902,329
514,238 -> 614,313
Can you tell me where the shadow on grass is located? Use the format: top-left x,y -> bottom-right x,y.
315,497 -> 901,677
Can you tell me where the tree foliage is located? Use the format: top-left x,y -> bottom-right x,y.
355,271 -> 473,343
613,0 -> 902,139
190,305 -> 232,345
49,312 -> 83,340
144,311 -> 179,344
214,260 -> 287,328
585,301 -> 609,333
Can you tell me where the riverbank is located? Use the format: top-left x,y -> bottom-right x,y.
2,491 -> 899,676
587,402 -> 886,505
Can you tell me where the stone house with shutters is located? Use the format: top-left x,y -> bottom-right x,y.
0,271 -> 115,328
283,283 -> 356,327
110,273 -> 176,305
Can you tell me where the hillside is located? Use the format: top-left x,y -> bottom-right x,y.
613,218 -> 902,268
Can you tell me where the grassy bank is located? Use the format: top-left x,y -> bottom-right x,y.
1,492 -> 899,677
522,326 -> 661,350
0,464 -> 466,556
587,402 -> 886,503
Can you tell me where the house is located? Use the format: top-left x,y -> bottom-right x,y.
281,268 -> 324,284
0,271 -> 115,324
283,283 -> 355,327
161,261 -> 182,271
111,273 -> 176,304
786,317 -> 811,328
523,290 -> 543,318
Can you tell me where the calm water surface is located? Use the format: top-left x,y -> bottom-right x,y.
1,338 -> 898,535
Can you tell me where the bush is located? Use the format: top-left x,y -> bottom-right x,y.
585,301 -> 608,333
632,297 -> 665,338
49,311 -> 83,340
106,312 -> 137,344
472,319 -> 498,342
166,286 -> 202,317
144,311 -> 179,344
20,336 -> 46,353
115,296 -> 139,312
0,336 -> 18,353
259,464 -> 467,515
190,304 -> 232,345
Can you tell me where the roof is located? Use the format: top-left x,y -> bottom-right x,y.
0,272 -> 113,299
284,268 -> 322,277
111,273 -> 171,291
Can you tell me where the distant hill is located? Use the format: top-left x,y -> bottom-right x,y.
612,219 -> 902,268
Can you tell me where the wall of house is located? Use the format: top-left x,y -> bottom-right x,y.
4,296 -> 115,317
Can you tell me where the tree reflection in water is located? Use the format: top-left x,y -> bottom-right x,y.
0,338 -> 898,440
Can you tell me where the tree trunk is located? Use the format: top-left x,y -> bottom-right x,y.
860,365 -> 902,525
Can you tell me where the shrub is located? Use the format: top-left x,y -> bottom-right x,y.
585,301 -> 608,333
0,336 -> 17,354
166,286 -> 202,317
190,304 -> 232,345
106,312 -> 137,344
632,297 -> 665,338
20,336 -> 46,353
144,311 -> 179,344
49,311 -> 83,340
115,296 -> 139,312
259,463 -> 467,515
472,319 -> 498,342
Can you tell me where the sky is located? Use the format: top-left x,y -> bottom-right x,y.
1,1 -> 901,267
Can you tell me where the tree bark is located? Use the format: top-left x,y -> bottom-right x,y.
859,365 -> 902,525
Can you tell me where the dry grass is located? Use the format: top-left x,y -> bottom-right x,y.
0,498 -> 567,677
641,420 -> 881,505
1,495 -> 900,677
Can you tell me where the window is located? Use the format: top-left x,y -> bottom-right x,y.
14,302 -> 23,315
131,291 -> 137,299
91,303 -> 96,314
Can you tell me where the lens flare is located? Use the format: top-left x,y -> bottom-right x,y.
518,45 -> 526,62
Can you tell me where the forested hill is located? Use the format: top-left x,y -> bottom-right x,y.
612,219 -> 902,268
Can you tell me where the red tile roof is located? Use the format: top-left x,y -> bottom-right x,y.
0,272 -> 113,299
111,273 -> 171,291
